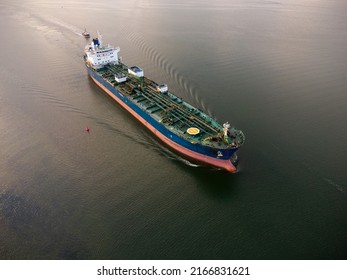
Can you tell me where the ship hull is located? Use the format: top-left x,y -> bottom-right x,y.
87,66 -> 238,172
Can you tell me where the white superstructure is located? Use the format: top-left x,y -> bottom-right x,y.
157,83 -> 168,93
84,31 -> 120,69
128,66 -> 144,78
115,73 -> 127,83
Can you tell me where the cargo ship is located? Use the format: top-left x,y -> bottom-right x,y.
84,32 -> 245,172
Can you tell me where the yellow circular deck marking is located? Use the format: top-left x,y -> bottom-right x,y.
187,127 -> 200,135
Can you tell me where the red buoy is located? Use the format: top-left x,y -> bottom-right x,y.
85,127 -> 90,132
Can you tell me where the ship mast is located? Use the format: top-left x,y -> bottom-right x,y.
223,122 -> 231,144
97,30 -> 103,48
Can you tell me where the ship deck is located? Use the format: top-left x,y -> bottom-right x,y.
93,63 -> 244,149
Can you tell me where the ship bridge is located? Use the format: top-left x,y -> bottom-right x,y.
84,32 -> 120,68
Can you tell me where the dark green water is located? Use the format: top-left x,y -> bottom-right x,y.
0,0 -> 346,259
